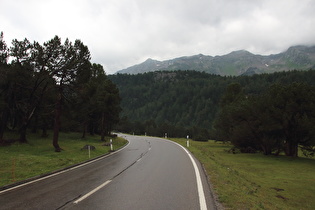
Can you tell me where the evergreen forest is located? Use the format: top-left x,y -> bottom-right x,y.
110,69 -> 315,157
0,33 -> 121,151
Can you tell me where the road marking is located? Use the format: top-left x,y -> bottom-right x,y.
121,135 -> 207,209
73,180 -> 112,204
74,138 -> 151,204
171,142 -> 208,210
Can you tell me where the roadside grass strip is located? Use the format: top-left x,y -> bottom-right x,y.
170,138 -> 315,210
0,132 -> 128,189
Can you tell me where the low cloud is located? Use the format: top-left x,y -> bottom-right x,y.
1,0 -> 315,74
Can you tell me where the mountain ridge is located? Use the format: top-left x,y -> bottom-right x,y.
116,45 -> 315,76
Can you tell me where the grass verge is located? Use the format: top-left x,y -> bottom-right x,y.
171,138 -> 315,210
0,132 -> 127,188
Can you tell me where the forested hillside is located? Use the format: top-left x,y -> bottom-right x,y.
110,69 -> 315,141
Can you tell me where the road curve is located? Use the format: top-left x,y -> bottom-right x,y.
0,134 -> 216,210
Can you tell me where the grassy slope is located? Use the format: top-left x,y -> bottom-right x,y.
0,132 -> 127,187
171,138 -> 315,210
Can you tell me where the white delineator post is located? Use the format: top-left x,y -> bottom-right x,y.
187,135 -> 190,147
110,139 -> 113,151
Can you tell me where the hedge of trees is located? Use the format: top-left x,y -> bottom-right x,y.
0,33 -> 121,151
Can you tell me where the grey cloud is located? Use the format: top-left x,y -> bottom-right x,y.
1,0 -> 315,74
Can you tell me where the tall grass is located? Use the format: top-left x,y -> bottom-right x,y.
171,138 -> 315,210
0,131 -> 127,187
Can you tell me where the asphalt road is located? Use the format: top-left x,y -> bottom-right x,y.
0,134 -> 216,210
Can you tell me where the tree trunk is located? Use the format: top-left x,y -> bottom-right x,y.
41,116 -> 48,138
53,91 -> 62,152
19,113 -> 33,143
88,120 -> 95,135
0,130 -> 4,145
19,125 -> 27,143
42,127 -> 48,138
81,121 -> 87,139
284,141 -> 298,157
0,108 -> 9,145
101,112 -> 105,141
0,83 -> 13,145
261,144 -> 272,155
31,114 -> 38,133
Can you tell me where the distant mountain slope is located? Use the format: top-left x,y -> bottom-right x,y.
116,45 -> 315,76
109,69 -> 315,137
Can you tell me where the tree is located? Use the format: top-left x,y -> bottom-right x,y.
9,38 -> 50,143
2,38 -> 42,144
0,32 -> 9,144
214,83 -> 245,142
0,34 -> 121,150
222,96 -> 282,154
0,32 -> 8,65
46,36 -> 91,152
214,82 -> 315,156
266,83 -> 315,156
219,83 -> 243,107
71,63 -> 121,141
95,78 -> 121,141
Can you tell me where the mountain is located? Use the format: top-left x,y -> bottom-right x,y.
116,45 -> 315,76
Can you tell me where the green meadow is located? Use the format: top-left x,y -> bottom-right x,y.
171,138 -> 315,210
0,132 -> 127,187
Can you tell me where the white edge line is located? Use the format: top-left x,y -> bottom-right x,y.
73,180 -> 112,204
169,140 -> 208,210
115,134 -> 207,210
0,141 -> 130,195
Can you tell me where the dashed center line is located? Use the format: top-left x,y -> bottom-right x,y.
74,180 -> 112,204
74,140 -> 152,204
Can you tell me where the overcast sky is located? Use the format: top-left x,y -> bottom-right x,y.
1,0 -> 315,74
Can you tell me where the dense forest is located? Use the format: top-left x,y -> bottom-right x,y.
0,33 -> 121,151
110,69 -> 315,156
